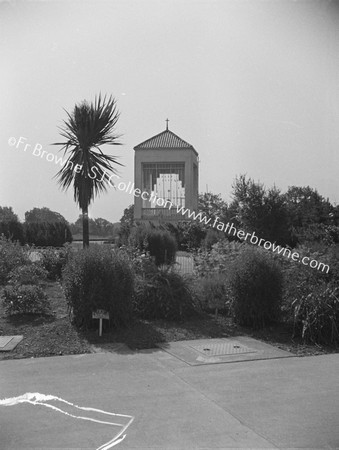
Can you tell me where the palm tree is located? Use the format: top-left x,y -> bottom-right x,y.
54,94 -> 122,247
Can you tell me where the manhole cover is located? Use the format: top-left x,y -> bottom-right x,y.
0,337 -> 14,348
188,341 -> 257,356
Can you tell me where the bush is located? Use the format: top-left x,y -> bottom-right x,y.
196,273 -> 230,316
291,282 -> 339,346
8,263 -> 47,286
2,284 -> 49,315
63,245 -> 134,329
229,247 -> 283,328
147,229 -> 177,266
0,236 -> 30,285
129,225 -> 177,266
40,245 -> 72,280
165,221 -> 207,251
134,269 -> 195,320
202,229 -> 225,251
193,240 -> 244,277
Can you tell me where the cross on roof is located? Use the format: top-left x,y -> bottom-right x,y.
166,118 -> 169,130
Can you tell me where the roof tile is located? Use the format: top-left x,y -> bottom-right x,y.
134,129 -> 194,150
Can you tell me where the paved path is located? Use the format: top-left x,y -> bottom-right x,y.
0,344 -> 338,449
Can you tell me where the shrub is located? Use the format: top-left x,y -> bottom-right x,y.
63,245 -> 134,329
0,236 -> 30,285
134,269 -> 195,320
129,225 -> 177,266
193,240 -> 244,277
197,273 -> 230,317
2,285 -> 49,315
292,282 -> 339,346
229,247 -> 283,328
202,229 -> 225,251
8,263 -> 47,286
165,222 -> 206,251
40,245 -> 72,280
146,229 -> 177,266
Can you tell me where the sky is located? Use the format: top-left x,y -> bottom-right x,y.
1,0 -> 339,224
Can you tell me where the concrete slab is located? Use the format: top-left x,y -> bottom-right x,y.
0,352 -> 275,449
173,353 -> 339,450
0,346 -> 338,449
0,336 -> 23,352
157,336 -> 295,365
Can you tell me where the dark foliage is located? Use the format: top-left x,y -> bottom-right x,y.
24,222 -> 72,247
0,220 -> 25,244
229,247 -> 283,328
134,269 -> 195,320
62,245 -> 134,329
129,224 -> 177,266
165,221 -> 206,251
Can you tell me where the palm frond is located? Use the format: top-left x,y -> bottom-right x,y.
53,94 -> 123,209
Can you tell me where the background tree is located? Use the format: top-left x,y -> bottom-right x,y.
0,206 -> 19,223
70,215 -> 116,237
54,94 -> 122,247
25,207 -> 67,224
198,192 -> 228,224
284,186 -> 334,228
118,204 -> 134,244
0,206 -> 25,243
93,217 -> 115,237
24,222 -> 72,247
231,174 -> 293,246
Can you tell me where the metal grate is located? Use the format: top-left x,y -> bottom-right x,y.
0,337 -> 14,349
188,342 -> 257,356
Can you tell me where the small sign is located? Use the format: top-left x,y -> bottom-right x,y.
92,309 -> 110,320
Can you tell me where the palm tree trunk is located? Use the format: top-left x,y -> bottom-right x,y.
82,206 -> 89,248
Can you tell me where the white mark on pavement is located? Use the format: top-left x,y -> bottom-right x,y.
0,392 -> 134,449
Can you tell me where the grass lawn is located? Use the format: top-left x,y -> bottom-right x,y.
0,281 -> 337,360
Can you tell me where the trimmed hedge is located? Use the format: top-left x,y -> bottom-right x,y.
62,245 -> 134,329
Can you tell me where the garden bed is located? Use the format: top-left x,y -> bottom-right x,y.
0,281 -> 337,360
0,282 -> 91,360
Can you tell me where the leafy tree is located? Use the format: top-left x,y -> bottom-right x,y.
0,206 -> 19,222
231,174 -> 293,246
0,221 -> 25,243
93,217 -> 115,236
54,94 -> 122,247
198,192 -> 228,224
118,204 -> 134,244
284,186 -> 334,228
25,207 -> 67,224
70,215 -> 115,237
0,207 -> 24,243
24,222 -> 72,247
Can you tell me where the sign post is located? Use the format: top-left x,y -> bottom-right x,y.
92,310 -> 110,337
